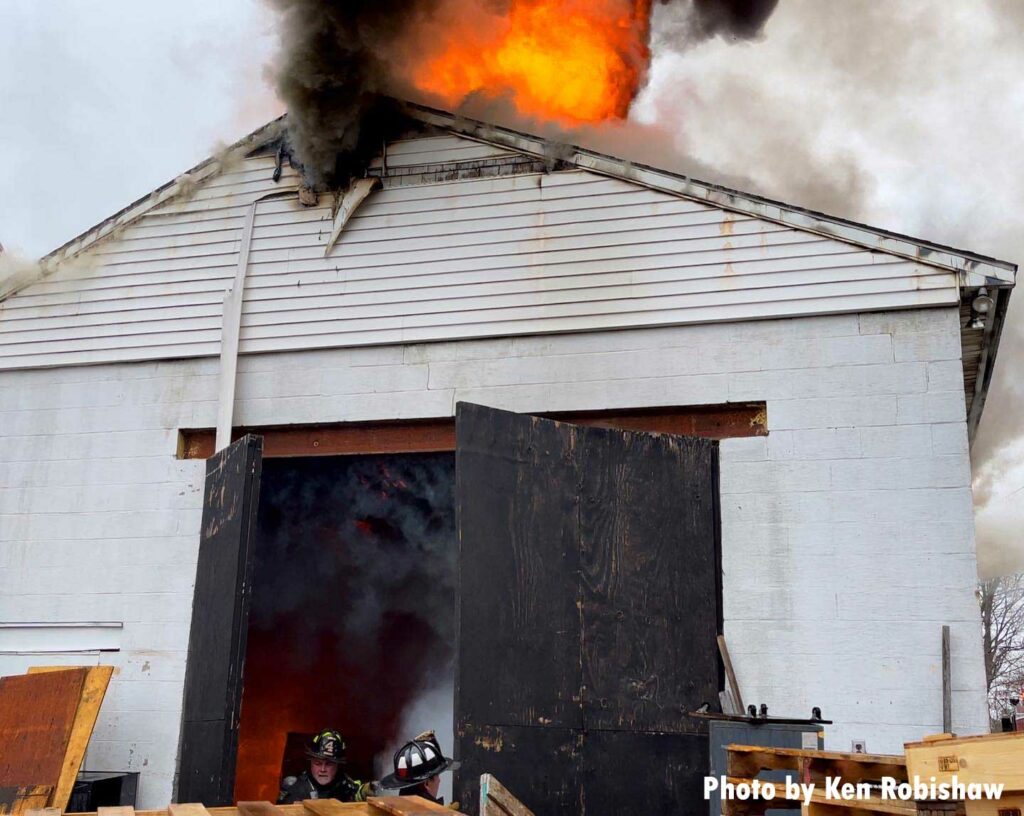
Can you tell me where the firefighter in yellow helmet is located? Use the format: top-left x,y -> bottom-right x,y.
278,728 -> 374,803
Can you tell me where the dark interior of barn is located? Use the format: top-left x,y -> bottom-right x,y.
233,453 -> 457,803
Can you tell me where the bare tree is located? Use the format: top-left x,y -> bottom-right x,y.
979,573 -> 1024,723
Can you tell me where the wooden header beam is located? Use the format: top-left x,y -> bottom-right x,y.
179,403 -> 767,459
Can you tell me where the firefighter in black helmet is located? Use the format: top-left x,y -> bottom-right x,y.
379,731 -> 460,806
278,728 -> 374,803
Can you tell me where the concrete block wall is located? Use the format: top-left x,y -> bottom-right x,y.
0,307 -> 988,804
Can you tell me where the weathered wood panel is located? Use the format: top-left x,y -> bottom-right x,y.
178,435 -> 264,805
454,404 -> 720,815
454,725 -> 582,816
25,665 -> 114,810
578,428 -> 720,733
0,669 -> 86,789
580,730 -> 707,813
456,403 -> 582,729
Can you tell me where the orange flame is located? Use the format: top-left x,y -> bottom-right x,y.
410,0 -> 653,125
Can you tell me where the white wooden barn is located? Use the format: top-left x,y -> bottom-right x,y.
0,103 -> 1016,808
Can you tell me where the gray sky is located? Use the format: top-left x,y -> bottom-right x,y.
1,0 -> 1021,573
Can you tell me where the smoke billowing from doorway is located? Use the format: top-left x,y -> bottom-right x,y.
235,454 -> 456,802
266,0 -> 782,184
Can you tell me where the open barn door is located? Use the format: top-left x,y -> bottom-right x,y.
178,435 -> 264,804
454,404 -> 721,815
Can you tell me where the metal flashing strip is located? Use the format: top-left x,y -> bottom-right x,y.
0,621 -> 123,653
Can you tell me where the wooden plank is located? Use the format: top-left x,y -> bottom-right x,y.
366,797 -> 452,814
719,635 -> 746,714
300,800 -> 373,816
177,435 -> 264,805
97,807 -> 135,816
0,669 -> 87,792
24,807 -> 60,816
802,790 -> 915,816
179,403 -> 768,460
27,665 -> 114,810
237,802 -> 287,816
942,625 -> 952,733
479,774 -> 534,816
0,787 -> 51,815
167,805 -> 213,816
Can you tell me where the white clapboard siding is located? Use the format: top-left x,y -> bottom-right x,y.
368,134 -> 518,169
0,135 -> 959,370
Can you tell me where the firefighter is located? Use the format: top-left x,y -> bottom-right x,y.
379,730 -> 460,806
278,728 -> 374,803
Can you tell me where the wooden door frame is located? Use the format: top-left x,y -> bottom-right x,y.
178,403 -> 766,459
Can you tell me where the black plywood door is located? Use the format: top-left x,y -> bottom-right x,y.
454,404 -> 721,815
178,435 -> 263,805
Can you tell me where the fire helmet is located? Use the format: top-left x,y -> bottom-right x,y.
306,728 -> 347,763
379,731 -> 460,789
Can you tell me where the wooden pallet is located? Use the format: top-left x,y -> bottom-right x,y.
801,790 -> 916,816
728,745 -> 909,786
723,744 -> 909,816
27,798 -> 460,816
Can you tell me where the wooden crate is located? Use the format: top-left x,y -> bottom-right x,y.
904,733 -> 1024,793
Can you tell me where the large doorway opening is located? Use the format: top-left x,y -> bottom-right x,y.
232,453 -> 456,803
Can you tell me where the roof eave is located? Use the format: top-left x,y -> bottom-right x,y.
409,103 -> 1018,285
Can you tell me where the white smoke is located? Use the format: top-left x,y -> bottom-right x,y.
375,678 -> 456,805
633,0 -> 1024,576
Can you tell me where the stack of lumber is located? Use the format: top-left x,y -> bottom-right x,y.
723,744 -> 911,816
905,731 -> 1024,816
0,666 -> 113,815
26,798 -> 461,816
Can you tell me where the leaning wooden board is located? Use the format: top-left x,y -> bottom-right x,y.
26,666 -> 114,811
0,669 -> 87,814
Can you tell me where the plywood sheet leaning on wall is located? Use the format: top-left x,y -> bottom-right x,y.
0,668 -> 88,814
26,666 -> 114,810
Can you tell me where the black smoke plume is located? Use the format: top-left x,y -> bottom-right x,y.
267,0 -> 782,185
268,0 -> 439,187
682,0 -> 780,40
